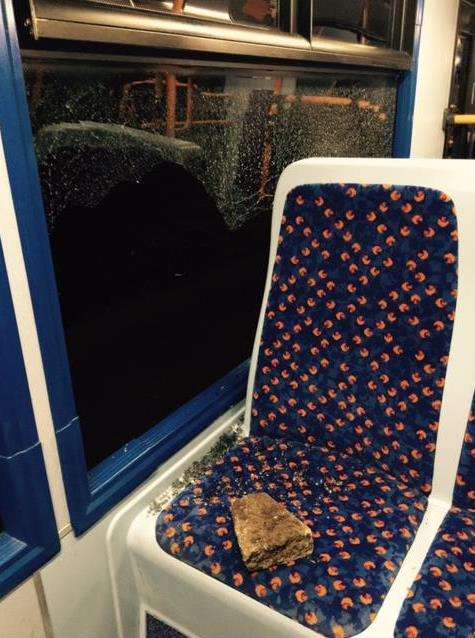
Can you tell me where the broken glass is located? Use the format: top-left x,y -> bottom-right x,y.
23,57 -> 397,468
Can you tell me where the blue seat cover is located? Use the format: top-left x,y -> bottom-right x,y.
394,395 -> 475,638
156,184 -> 458,637
252,184 -> 457,491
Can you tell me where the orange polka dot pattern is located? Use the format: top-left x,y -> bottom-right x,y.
156,184 -> 458,637
395,397 -> 474,638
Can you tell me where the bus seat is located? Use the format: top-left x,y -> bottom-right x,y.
394,395 -> 475,638
155,182 -> 458,637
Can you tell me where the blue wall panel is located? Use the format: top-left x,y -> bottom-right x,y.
0,4 -> 59,597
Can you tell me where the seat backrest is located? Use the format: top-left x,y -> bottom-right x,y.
245,159 -> 475,504
249,182 -> 457,491
453,392 -> 475,510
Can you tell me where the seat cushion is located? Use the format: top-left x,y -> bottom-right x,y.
251,183 -> 457,491
394,396 -> 475,637
156,436 -> 429,638
393,507 -> 475,638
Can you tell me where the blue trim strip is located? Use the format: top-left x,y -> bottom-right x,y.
0,3 -> 60,595
0,444 -> 58,548
0,534 -> 58,599
0,440 -> 59,599
0,0 -> 249,536
0,0 -> 91,533
0,0 -> 60,598
0,444 -> 59,598
0,247 -> 37,457
393,0 -> 425,157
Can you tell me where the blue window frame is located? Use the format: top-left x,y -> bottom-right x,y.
393,0 -> 424,157
1,0 -> 249,536
0,0 -> 423,535
0,145 -> 59,597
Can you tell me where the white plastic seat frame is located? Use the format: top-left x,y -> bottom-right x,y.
107,158 -> 475,638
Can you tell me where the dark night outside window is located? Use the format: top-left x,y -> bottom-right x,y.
23,59 -> 397,469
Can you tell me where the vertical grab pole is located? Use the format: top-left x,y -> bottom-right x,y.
184,77 -> 193,130
166,72 -> 177,138
172,0 -> 185,14
259,77 -> 283,199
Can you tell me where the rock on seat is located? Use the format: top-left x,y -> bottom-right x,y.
230,492 -> 314,572
156,183 -> 458,638
394,398 -> 475,638
157,436 -> 431,637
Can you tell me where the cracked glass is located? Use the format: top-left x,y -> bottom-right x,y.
23,57 -> 397,468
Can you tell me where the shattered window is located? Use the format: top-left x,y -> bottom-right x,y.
23,58 -> 397,468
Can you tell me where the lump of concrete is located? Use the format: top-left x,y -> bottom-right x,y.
231,492 -> 313,571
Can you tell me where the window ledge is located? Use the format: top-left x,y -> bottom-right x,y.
57,360 -> 249,535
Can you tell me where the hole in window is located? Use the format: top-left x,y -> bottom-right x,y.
23,59 -> 397,468
313,0 -> 394,47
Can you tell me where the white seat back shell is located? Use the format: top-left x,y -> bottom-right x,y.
108,158 -> 475,638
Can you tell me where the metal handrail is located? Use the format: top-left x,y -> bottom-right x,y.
446,113 -> 475,126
